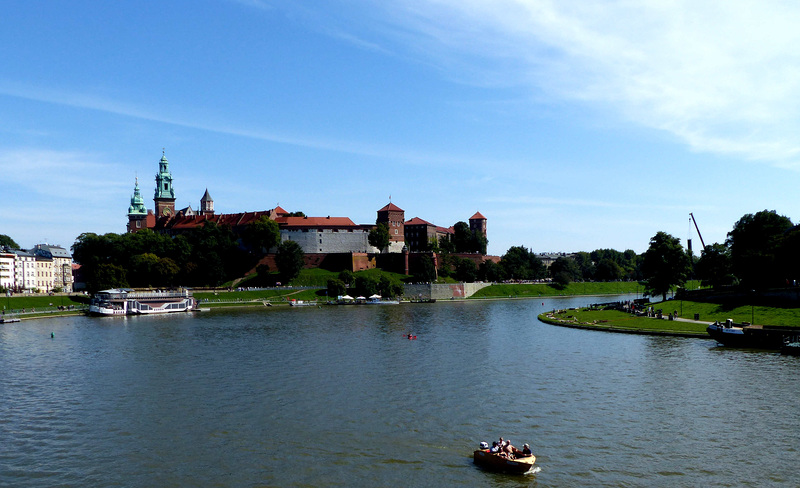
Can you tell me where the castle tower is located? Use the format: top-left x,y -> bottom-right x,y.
127,177 -> 149,232
377,202 -> 405,242
154,151 -> 176,218
469,211 -> 487,237
200,188 -> 214,215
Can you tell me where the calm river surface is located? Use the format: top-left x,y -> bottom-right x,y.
1,296 -> 799,487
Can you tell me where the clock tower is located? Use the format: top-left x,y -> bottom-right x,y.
154,151 -> 176,218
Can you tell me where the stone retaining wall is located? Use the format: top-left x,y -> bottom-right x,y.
403,282 -> 492,300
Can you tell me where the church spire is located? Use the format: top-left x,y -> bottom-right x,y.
127,177 -> 147,215
154,150 -> 176,217
200,188 -> 214,215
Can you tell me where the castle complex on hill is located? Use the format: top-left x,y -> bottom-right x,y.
127,153 -> 487,258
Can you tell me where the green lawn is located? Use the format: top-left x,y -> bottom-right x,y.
470,281 -> 644,298
539,297 -> 800,336
538,308 -> 709,335
2,294 -> 87,313
653,299 -> 800,327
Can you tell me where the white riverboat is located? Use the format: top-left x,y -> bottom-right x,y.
89,288 -> 195,316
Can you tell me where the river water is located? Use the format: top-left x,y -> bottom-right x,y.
1,296 -> 798,487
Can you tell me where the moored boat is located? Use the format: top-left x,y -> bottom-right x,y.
780,333 -> 800,356
473,449 -> 536,474
706,319 -> 748,347
89,288 -> 195,316
707,319 -> 800,349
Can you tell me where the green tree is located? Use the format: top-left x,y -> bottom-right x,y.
499,246 -> 545,281
327,278 -> 347,297
777,226 -> 800,286
451,221 -> 488,254
726,210 -> 793,288
452,222 -> 472,252
641,232 -> 691,300
454,257 -> 478,282
243,216 -> 280,253
275,240 -> 305,283
368,223 -> 391,252
479,259 -> 503,282
438,235 -> 455,253
573,252 -> 595,281
354,275 -> 379,296
92,263 -> 129,292
378,275 -> 404,297
695,243 -> 734,289
338,269 -> 354,286
594,259 -> 624,281
0,234 -> 19,248
411,254 -> 437,282
549,256 -> 582,284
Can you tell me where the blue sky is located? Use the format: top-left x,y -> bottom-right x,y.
3,0 -> 800,256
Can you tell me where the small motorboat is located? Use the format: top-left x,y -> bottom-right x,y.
473,448 -> 536,474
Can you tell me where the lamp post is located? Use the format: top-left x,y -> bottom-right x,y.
751,289 -> 756,325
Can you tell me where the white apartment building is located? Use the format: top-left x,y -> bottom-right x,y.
10,250 -> 37,292
0,251 -> 14,290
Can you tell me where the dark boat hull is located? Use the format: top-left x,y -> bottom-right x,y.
473,449 -> 536,474
707,322 -> 800,349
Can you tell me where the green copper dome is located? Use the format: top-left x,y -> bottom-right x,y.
155,152 -> 175,200
128,178 -> 148,215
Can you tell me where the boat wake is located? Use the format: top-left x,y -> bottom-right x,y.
527,466 -> 542,475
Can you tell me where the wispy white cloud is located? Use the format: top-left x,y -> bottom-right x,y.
381,0 -> 800,165
0,148 -> 127,198
0,80 -> 530,171
0,148 -> 130,248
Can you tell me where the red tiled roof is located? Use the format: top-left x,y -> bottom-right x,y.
280,216 -> 357,228
437,226 -> 454,235
378,202 -> 404,212
470,211 -> 486,220
165,211 -> 274,230
405,217 -> 434,226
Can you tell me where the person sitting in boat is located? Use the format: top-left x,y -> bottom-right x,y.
503,439 -> 520,457
520,443 -> 532,457
489,441 -> 501,454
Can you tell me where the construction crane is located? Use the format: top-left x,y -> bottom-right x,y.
689,212 -> 706,252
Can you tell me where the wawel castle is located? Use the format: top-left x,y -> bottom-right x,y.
127,153 -> 487,260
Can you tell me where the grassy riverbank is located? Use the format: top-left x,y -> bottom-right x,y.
538,298 -> 800,336
470,281 -> 650,299
1,294 -> 88,319
538,308 -> 709,336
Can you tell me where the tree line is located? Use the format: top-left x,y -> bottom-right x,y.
409,209 -> 800,301
645,209 -> 800,299
9,208 -> 794,296
71,217 -> 305,292
408,246 -> 642,285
